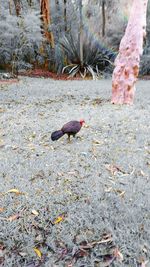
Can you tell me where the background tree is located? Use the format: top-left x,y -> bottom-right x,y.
101,0 -> 106,37
0,1 -> 42,73
64,0 -> 67,33
13,0 -> 21,16
9,0 -> 13,15
79,0 -> 83,67
1,0 -> 150,77
111,0 -> 148,104
40,0 -> 54,48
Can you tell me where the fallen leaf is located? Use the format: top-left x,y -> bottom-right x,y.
105,187 -> 113,193
81,233 -> 113,249
115,189 -> 125,197
105,164 -> 125,176
7,213 -> 20,222
0,108 -> 6,113
41,143 -> 50,147
76,234 -> 113,253
31,210 -> 39,216
6,188 -> 24,195
140,170 -> 146,176
12,145 -> 19,150
35,234 -> 43,242
114,249 -> 123,261
6,188 -> 20,193
92,139 -> 103,145
33,247 -> 42,258
119,191 -> 125,197
0,207 -> 5,213
105,187 -> 125,198
53,216 -> 64,224
54,216 -> 63,224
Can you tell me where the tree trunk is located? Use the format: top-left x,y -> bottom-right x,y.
102,0 -> 106,37
112,0 -> 148,104
64,0 -> 67,32
13,0 -> 21,16
55,0 -> 60,12
40,0 -> 54,48
79,0 -> 83,67
9,0 -> 13,14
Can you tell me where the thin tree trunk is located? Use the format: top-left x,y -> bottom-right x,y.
40,0 -> 54,48
102,0 -> 106,37
9,0 -> 13,14
55,0 -> 63,34
112,0 -> 148,104
55,0 -> 59,13
13,0 -> 21,16
79,0 -> 83,66
64,0 -> 67,33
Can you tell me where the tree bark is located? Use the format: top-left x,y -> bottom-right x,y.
112,0 -> 148,104
79,0 -> 83,67
9,0 -> 13,14
102,0 -> 106,37
40,0 -> 54,48
13,0 -> 21,16
55,0 -> 59,11
64,0 -> 67,33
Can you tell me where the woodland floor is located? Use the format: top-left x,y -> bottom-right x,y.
0,77 -> 150,267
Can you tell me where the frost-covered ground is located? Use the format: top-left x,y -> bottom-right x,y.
0,77 -> 150,267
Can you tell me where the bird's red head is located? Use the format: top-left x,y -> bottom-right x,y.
79,119 -> 85,126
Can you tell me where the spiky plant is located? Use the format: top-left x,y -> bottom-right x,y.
59,32 -> 116,79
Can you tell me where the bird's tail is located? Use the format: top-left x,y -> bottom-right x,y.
51,130 -> 64,141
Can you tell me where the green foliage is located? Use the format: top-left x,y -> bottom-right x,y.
1,0 -> 150,76
59,33 -> 116,79
0,7 -> 42,74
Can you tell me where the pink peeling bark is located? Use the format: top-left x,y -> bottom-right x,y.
112,0 -> 148,104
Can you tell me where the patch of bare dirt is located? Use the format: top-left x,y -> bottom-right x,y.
19,69 -> 83,80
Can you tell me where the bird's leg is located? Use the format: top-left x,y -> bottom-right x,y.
67,134 -> 71,142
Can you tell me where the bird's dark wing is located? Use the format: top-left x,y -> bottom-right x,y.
62,121 -> 81,134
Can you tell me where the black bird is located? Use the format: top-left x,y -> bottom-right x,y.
51,119 -> 85,141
